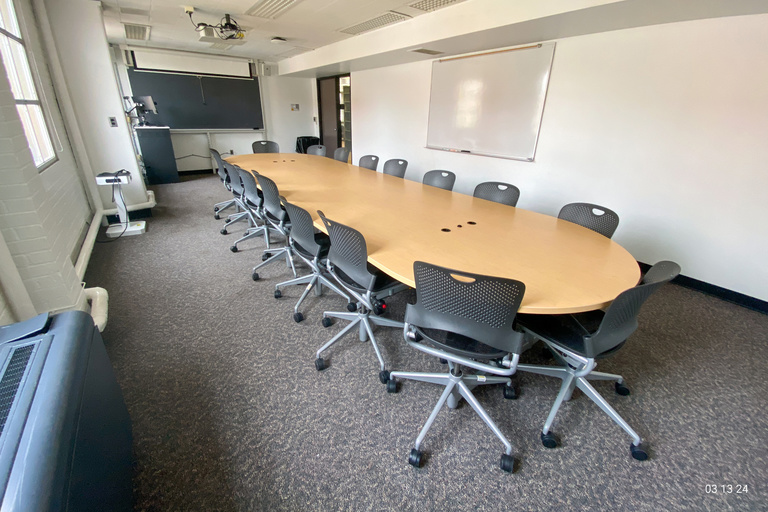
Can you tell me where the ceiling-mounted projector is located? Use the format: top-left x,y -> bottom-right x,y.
198,26 -> 247,45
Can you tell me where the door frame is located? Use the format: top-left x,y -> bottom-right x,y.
316,73 -> 349,151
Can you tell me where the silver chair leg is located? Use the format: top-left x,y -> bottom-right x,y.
214,199 -> 236,213
542,373 -> 575,435
361,317 -> 386,370
585,371 -> 624,383
388,371 -> 452,387
252,247 -> 297,278
575,377 -> 642,445
316,317 -> 361,358
414,380 -> 457,451
457,380 -> 513,455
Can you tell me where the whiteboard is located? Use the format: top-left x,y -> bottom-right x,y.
426,43 -> 555,161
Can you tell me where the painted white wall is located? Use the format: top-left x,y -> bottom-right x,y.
261,73 -> 318,153
351,14 -> 768,301
43,0 -> 148,207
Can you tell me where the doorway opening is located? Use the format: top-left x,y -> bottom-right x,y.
317,74 -> 351,161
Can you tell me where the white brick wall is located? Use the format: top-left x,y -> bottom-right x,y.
19,0 -> 91,261
0,288 -> 14,326
0,43 -> 86,319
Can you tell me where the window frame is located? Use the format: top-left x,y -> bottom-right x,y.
0,0 -> 58,172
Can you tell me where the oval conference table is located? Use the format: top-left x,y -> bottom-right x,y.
226,153 -> 641,315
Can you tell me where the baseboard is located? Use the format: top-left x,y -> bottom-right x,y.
638,262 -> 767,314
178,169 -> 214,175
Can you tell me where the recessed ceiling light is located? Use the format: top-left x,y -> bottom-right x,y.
270,36 -> 288,43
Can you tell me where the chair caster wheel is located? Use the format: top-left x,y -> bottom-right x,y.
252,272 -> 260,281
230,246 -> 238,252
274,290 -> 282,299
214,214 -> 220,220
225,218 -> 232,224
541,432 -> 559,449
321,317 -> 333,328
439,358 -> 448,364
293,312 -> 304,323
373,299 -> 386,315
262,252 -> 271,261
214,207 -> 220,212
315,358 -> 327,371
503,384 -> 518,400
220,229 -> 228,235
500,454 -> 515,473
406,330 -> 423,342
615,382 -> 630,396
386,379 -> 398,393
630,442 -> 649,461
346,302 -> 357,312
408,448 -> 423,468
379,370 -> 390,384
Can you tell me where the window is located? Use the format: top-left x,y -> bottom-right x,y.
0,0 -> 55,169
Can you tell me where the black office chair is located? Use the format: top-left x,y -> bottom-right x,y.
387,262 -> 526,472
332,147 -> 350,163
230,169 -> 274,253
422,170 -> 456,191
516,261 -> 681,460
252,140 -> 280,154
382,159 -> 408,178
219,163 -> 250,235
211,149 -> 236,218
274,200 -> 350,322
358,155 -> 379,171
473,182 -> 520,207
558,202 -> 619,238
307,145 -> 326,157
250,173 -> 297,281
314,211 -> 407,375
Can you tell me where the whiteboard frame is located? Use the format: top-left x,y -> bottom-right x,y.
425,43 -> 556,162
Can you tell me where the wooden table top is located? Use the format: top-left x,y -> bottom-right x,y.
226,153 -> 641,314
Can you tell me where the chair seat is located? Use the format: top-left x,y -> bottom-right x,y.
335,265 -> 398,293
294,232 -> 330,260
419,328 -> 508,360
516,310 -> 609,357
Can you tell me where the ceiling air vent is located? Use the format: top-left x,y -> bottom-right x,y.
340,11 -> 411,36
245,0 -> 305,19
409,0 -> 466,12
123,23 -> 150,41
410,48 -> 444,56
210,42 -> 234,51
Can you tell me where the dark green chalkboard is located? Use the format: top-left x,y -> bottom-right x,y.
127,69 -> 263,129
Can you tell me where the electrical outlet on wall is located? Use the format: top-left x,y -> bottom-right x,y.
109,117 -> 118,127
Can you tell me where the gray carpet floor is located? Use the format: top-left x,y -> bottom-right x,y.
84,174 -> 768,511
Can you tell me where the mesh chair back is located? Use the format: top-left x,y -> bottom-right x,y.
423,170 -> 456,191
252,140 -> 279,153
224,162 -> 244,196
210,149 -> 228,182
358,155 -> 379,171
333,147 -> 350,163
473,182 -> 520,207
240,168 -> 262,208
382,159 -> 408,178
283,201 -> 321,258
307,145 -> 326,156
254,173 -> 286,223
317,210 -> 376,290
558,202 -> 619,238
585,261 -> 680,358
406,262 -> 526,354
